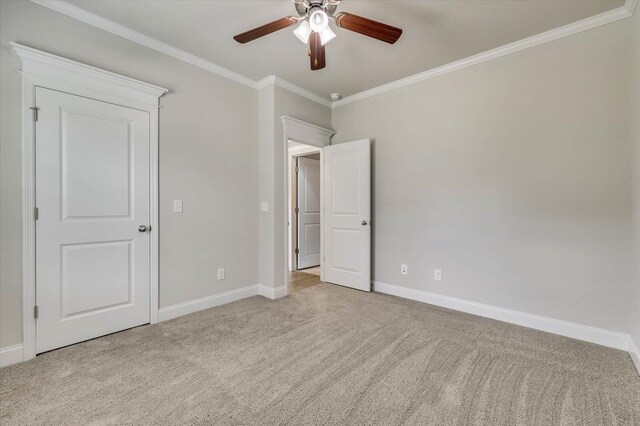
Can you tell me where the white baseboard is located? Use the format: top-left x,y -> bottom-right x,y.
629,337 -> 640,376
258,284 -> 288,300
0,344 -> 24,368
159,284 -> 259,322
373,281 -> 631,351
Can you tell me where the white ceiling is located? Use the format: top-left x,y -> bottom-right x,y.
66,0 -> 623,99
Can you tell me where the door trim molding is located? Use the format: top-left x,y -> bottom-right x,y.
12,43 -> 167,363
280,117 -> 334,296
288,144 -> 321,271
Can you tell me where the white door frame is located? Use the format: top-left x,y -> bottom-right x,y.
12,43 -> 168,361
280,117 -> 334,295
288,143 -> 321,271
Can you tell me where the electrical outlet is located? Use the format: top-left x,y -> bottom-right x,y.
217,268 -> 225,280
434,269 -> 442,281
401,264 -> 408,275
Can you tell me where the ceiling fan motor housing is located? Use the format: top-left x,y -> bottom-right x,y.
295,0 -> 339,18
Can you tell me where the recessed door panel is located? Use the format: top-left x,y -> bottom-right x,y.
331,150 -> 360,215
61,241 -> 132,318
331,229 -> 360,272
62,110 -> 132,220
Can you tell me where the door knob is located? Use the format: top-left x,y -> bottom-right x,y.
138,225 -> 148,233
362,220 -> 368,226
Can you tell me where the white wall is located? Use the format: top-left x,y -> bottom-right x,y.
332,16 -> 636,334
0,0 -> 259,349
258,85 -> 331,289
1,0 -> 637,359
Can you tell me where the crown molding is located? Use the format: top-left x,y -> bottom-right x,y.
30,0 -> 259,89
31,0 -> 636,110
31,0 -> 333,107
332,0 -> 638,108
258,76 -> 333,107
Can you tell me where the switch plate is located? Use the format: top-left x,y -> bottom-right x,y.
401,264 -> 408,275
434,269 -> 442,281
261,201 -> 269,212
173,200 -> 183,213
217,268 -> 225,280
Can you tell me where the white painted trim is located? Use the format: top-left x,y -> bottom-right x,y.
332,1 -> 638,107
280,117 -> 333,295
258,284 -> 288,300
258,76 -> 332,108
374,281 -> 631,351
629,337 -> 640,376
0,345 -> 25,368
281,116 -> 335,148
288,144 -> 321,270
159,285 -> 260,322
30,0 -> 256,89
28,1 -> 331,107
11,42 -> 167,106
625,0 -> 639,15
30,0 -> 636,110
288,144 -> 321,157
13,43 -> 165,362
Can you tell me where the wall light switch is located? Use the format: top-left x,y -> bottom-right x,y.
261,201 -> 269,212
217,268 -> 225,280
173,200 -> 183,213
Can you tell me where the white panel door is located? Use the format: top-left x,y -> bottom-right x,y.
297,157 -> 321,269
323,140 -> 371,291
35,87 -> 151,353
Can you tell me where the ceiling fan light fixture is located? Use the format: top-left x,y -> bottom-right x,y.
309,9 -> 329,33
293,20 -> 311,44
319,26 -> 336,45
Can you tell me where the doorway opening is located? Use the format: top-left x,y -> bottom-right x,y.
288,141 -> 322,293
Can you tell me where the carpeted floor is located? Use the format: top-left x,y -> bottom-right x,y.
1,282 -> 639,425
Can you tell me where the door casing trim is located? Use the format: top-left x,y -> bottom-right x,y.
12,43 -> 168,362
281,117 -> 334,296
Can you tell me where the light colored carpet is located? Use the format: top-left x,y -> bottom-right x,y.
1,283 -> 639,425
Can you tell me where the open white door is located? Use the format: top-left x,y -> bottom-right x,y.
35,87 -> 151,353
323,139 -> 371,291
297,157 -> 321,269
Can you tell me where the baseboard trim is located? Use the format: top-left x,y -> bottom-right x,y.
629,337 -> 640,376
0,344 -> 24,368
159,284 -> 259,322
258,284 -> 288,300
373,281 -> 630,351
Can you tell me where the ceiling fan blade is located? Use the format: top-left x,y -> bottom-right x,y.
234,16 -> 298,44
334,12 -> 402,44
310,32 -> 326,70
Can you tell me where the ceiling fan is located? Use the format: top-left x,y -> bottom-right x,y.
233,0 -> 403,71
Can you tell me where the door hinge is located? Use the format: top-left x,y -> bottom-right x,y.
34,305 -> 39,319
295,248 -> 299,255
296,166 -> 299,173
34,207 -> 39,221
30,106 -> 39,122
295,207 -> 299,214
